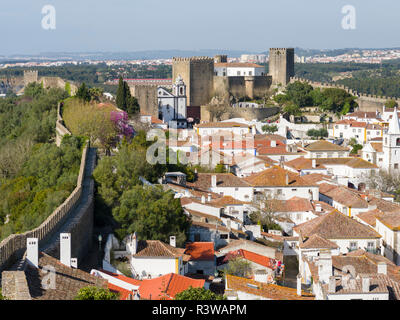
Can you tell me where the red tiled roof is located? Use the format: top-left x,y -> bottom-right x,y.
138,273 -> 205,300
219,249 -> 276,269
185,242 -> 215,261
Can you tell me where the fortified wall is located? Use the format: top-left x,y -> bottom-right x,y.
200,105 -> 280,122
214,75 -> 273,100
290,76 -> 400,113
129,84 -> 160,117
0,103 -> 94,273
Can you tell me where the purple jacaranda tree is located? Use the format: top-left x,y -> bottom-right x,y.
110,111 -> 135,141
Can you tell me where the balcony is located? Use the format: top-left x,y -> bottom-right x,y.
365,247 -> 380,255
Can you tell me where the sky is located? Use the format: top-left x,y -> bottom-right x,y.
1,0 -> 400,55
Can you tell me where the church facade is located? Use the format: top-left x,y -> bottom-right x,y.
157,75 -> 188,129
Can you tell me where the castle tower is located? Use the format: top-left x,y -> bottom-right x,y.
23,70 -> 38,86
383,107 -> 400,172
214,55 -> 228,63
172,57 -> 214,107
269,48 -> 294,86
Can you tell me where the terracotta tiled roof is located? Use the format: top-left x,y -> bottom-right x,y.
356,209 -> 384,227
318,184 -> 369,208
304,140 -> 350,152
368,197 -> 400,212
184,208 -> 223,223
322,276 -> 388,295
265,197 -> 314,213
284,157 -> 326,170
134,240 -> 189,260
225,274 -> 314,300
294,210 -> 381,240
185,242 -> 215,261
25,252 -> 108,300
346,111 -> 380,119
300,173 -> 333,185
218,249 -> 276,269
138,273 -> 205,300
299,234 -> 339,249
187,173 -> 252,189
376,212 -> 400,231
209,196 -> 250,206
370,142 -> 383,153
315,157 -> 378,169
243,166 -> 316,187
254,133 -> 287,142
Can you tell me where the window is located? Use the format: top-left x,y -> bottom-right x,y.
395,164 -> 399,169
237,71 -> 240,76
220,234 -> 228,239
235,188 -> 239,191
350,241 -> 358,251
352,129 -> 356,133
194,233 -> 200,242
292,189 -> 297,192
277,189 -> 282,195
367,242 -> 374,248
397,138 -> 400,146
249,71 -> 252,76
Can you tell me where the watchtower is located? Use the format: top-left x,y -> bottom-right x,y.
172,57 -> 214,107
23,70 -> 38,86
269,48 -> 294,86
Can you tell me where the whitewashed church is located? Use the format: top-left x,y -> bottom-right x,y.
157,75 -> 187,129
362,107 -> 400,172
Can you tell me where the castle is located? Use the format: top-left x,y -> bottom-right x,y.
131,48 -> 295,122
21,70 -> 78,95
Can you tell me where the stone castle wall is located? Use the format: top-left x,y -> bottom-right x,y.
290,76 -> 400,113
129,84 -> 159,117
213,76 -> 273,100
0,104 -> 93,273
200,105 -> 280,122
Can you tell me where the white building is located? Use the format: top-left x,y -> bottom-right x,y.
126,234 -> 189,279
157,75 -> 187,128
214,63 -> 266,77
382,107 -> 400,172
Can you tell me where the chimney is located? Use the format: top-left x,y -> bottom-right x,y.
170,236 -> 176,247
297,274 -> 302,296
27,238 -> 39,268
315,203 -> 322,212
207,193 -> 212,202
271,140 -> 276,148
328,276 -> 336,294
362,277 -> 370,293
129,232 -> 138,255
318,250 -> 333,283
201,195 -> 206,203
312,159 -> 316,169
211,175 -> 217,188
377,262 -> 387,275
251,125 -> 256,135
70,258 -> 78,269
60,233 -> 71,267
285,174 -> 289,185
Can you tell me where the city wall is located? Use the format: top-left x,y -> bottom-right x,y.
200,105 -> 280,122
0,103 -> 93,273
290,76 -> 400,113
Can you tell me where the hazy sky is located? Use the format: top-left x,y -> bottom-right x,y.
1,0 -> 399,55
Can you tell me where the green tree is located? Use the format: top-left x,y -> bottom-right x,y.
74,286 -> 119,300
285,81 -> 313,108
351,144 -> 363,155
112,186 -> 190,245
385,99 -> 398,109
175,287 -> 226,300
283,103 -> 301,116
223,257 -> 253,278
261,124 -> 278,134
24,82 -> 44,98
76,82 -> 91,102
307,128 -> 328,139
214,163 -> 227,173
65,82 -> 71,96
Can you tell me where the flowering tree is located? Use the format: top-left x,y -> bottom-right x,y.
110,111 -> 135,140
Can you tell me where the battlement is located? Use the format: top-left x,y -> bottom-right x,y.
270,48 -> 294,52
172,56 -> 214,62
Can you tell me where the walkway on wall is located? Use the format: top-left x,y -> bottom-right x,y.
40,147 -> 96,256
10,148 -> 97,271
